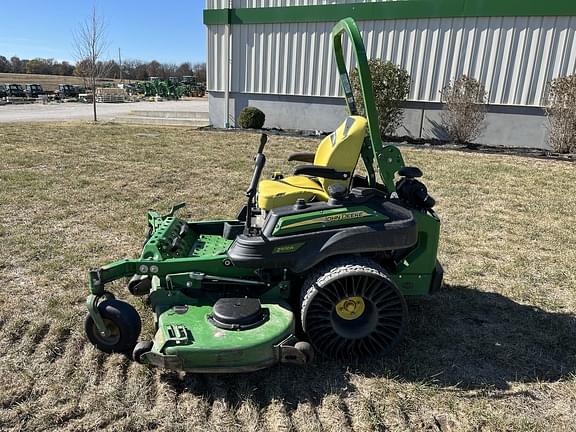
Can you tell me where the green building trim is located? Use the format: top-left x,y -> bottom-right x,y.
204,1 -> 576,25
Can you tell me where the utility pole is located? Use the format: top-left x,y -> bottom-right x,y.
118,48 -> 123,82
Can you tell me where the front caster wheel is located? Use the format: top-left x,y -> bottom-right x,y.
84,299 -> 141,354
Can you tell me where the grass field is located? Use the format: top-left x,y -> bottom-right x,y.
0,73 -> 121,92
0,122 -> 575,431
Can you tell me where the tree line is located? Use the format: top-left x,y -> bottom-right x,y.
0,55 -> 206,82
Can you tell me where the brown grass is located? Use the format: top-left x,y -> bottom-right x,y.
0,73 -> 121,92
0,122 -> 575,431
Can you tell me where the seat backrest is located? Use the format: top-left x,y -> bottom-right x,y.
313,115 -> 368,191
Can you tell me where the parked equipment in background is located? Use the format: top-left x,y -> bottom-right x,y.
5,83 -> 26,98
181,75 -> 206,97
139,76 -> 206,100
2,83 -> 26,103
55,84 -> 79,100
84,18 -> 442,373
24,84 -> 45,99
95,87 -> 127,103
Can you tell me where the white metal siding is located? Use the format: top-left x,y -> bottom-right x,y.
207,16 -> 576,106
206,0 -> 391,9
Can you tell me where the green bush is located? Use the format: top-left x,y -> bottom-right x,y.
238,106 -> 265,129
546,75 -> 576,153
350,59 -> 411,136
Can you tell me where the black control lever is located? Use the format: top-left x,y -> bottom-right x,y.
246,134 -> 268,198
257,133 -> 268,154
245,134 -> 268,233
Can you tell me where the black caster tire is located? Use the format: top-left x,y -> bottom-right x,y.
133,340 -> 153,363
295,341 -> 314,363
84,299 -> 141,354
301,257 -> 408,359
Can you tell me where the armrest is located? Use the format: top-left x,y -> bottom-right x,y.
288,152 -> 315,163
293,165 -> 350,180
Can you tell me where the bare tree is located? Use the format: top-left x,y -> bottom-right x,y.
73,7 -> 109,122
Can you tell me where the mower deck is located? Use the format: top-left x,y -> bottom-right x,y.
144,299 -> 296,373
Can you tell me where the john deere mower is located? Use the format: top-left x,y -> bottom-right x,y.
84,18 -> 442,372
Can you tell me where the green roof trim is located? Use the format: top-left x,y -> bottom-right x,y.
204,1 -> 576,25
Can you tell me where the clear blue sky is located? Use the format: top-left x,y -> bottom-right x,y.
0,0 -> 206,64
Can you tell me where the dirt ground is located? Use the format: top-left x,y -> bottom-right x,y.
0,122 -> 575,431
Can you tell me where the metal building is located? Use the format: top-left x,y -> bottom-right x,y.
204,1 -> 576,148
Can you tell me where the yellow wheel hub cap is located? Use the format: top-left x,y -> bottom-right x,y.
335,296 -> 365,320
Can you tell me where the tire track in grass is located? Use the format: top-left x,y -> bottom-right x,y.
124,360 -> 156,411
151,370 -> 179,428
342,393 -> 371,432
74,354 -> 132,431
0,318 -> 31,357
176,374 -> 213,431
44,325 -> 72,363
345,391 -> 393,432
206,375 -> 239,432
0,381 -> 33,410
255,369 -> 295,432
0,318 -> 38,419
63,344 -> 108,432
32,324 -> 68,362
100,354 -> 132,428
24,321 -> 51,355
233,375 -> 263,432
317,394 -> 353,432
27,330 -> 88,431
0,405 -> 22,431
264,399 -> 294,432
290,401 -> 323,432
96,360 -> 158,432
0,320 -> 51,428
50,329 -> 86,379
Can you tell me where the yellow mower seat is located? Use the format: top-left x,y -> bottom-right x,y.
257,115 -> 367,211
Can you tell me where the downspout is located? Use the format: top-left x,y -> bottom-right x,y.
224,1 -> 232,128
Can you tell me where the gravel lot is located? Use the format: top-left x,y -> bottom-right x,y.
0,99 -> 208,123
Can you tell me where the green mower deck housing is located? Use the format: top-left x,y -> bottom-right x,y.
84,18 -> 442,372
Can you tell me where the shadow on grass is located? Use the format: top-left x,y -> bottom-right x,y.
384,284 -> 576,389
160,285 -> 576,407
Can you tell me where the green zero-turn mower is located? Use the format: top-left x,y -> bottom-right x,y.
84,18 -> 442,372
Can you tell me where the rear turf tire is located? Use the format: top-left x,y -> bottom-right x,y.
300,257 -> 407,359
84,299 -> 141,354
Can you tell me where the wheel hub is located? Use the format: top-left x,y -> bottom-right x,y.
93,319 -> 121,346
335,296 -> 365,320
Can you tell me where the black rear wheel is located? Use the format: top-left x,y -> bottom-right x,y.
301,257 -> 407,359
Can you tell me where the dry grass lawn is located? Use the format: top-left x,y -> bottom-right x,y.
0,122 -> 575,431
